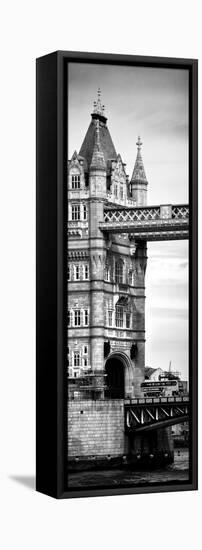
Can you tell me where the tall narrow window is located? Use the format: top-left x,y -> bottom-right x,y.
75,265 -> 80,280
115,306 -> 123,327
115,260 -> 123,284
72,204 -> 80,221
108,310 -> 113,326
126,312 -> 131,328
68,310 -> 71,327
83,345 -> 88,354
129,270 -> 133,286
72,175 -> 80,189
84,310 -> 89,326
74,352 -> 80,366
74,310 -> 81,326
114,184 -> 118,198
67,265 -> 71,281
83,204 -> 88,220
84,265 -> 89,279
120,185 -> 123,199
105,264 -> 110,281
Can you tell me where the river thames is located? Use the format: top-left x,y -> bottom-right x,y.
68,448 -> 189,489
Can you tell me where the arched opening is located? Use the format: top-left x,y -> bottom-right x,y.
105,355 -> 125,399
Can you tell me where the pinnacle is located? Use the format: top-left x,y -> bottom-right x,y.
131,136 -> 147,184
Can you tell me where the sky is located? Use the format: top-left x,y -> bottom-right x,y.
68,63 -> 189,380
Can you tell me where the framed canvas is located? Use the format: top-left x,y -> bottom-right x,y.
36,51 -> 198,499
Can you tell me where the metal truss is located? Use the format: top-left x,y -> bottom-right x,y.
125,396 -> 189,433
100,204 -> 189,241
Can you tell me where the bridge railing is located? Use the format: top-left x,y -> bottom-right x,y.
124,395 -> 189,405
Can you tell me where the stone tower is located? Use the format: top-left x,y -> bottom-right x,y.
67,91 -> 148,399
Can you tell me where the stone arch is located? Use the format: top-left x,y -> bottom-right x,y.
105,351 -> 133,399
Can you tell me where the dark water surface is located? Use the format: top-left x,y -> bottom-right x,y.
68,448 -> 189,489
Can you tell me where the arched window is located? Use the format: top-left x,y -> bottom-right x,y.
115,260 -> 123,284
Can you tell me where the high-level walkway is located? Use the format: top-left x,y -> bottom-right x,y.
100,204 -> 189,241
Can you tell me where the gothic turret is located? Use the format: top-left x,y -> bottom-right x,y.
79,89 -> 117,174
131,136 -> 148,206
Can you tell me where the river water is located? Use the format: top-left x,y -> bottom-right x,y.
67,448 -> 189,489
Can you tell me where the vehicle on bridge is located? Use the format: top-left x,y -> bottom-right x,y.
141,380 -> 186,398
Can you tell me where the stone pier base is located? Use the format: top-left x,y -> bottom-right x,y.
68,399 -> 174,471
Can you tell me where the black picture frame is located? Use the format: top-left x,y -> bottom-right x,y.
36,50 -> 198,499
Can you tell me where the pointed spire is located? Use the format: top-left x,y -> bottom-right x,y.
93,88 -> 105,117
131,136 -> 148,184
90,120 -> 106,171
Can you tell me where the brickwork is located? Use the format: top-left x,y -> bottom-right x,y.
68,400 -> 125,458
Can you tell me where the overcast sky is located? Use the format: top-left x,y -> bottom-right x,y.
68,63 -> 189,380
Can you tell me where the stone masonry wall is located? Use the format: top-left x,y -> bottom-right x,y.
68,399 -> 125,458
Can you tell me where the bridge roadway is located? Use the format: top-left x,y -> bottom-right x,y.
100,204 -> 189,241
124,395 -> 189,433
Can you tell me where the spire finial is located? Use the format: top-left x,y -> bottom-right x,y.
131,135 -> 148,186
136,136 -> 142,150
93,88 -> 105,116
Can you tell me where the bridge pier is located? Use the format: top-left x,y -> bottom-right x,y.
127,427 -> 174,468
68,398 -> 176,471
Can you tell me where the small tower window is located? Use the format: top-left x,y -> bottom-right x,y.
108,310 -> 113,326
84,310 -> 89,326
83,204 -> 88,220
126,312 -> 131,328
129,270 -> 133,286
105,263 -> 110,281
115,260 -> 123,284
74,352 -> 80,366
83,345 -> 88,354
72,204 -> 80,221
84,265 -> 89,279
72,175 -> 80,189
75,265 -> 80,280
74,310 -> 81,326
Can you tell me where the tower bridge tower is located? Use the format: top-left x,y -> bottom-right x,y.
67,91 -> 148,398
